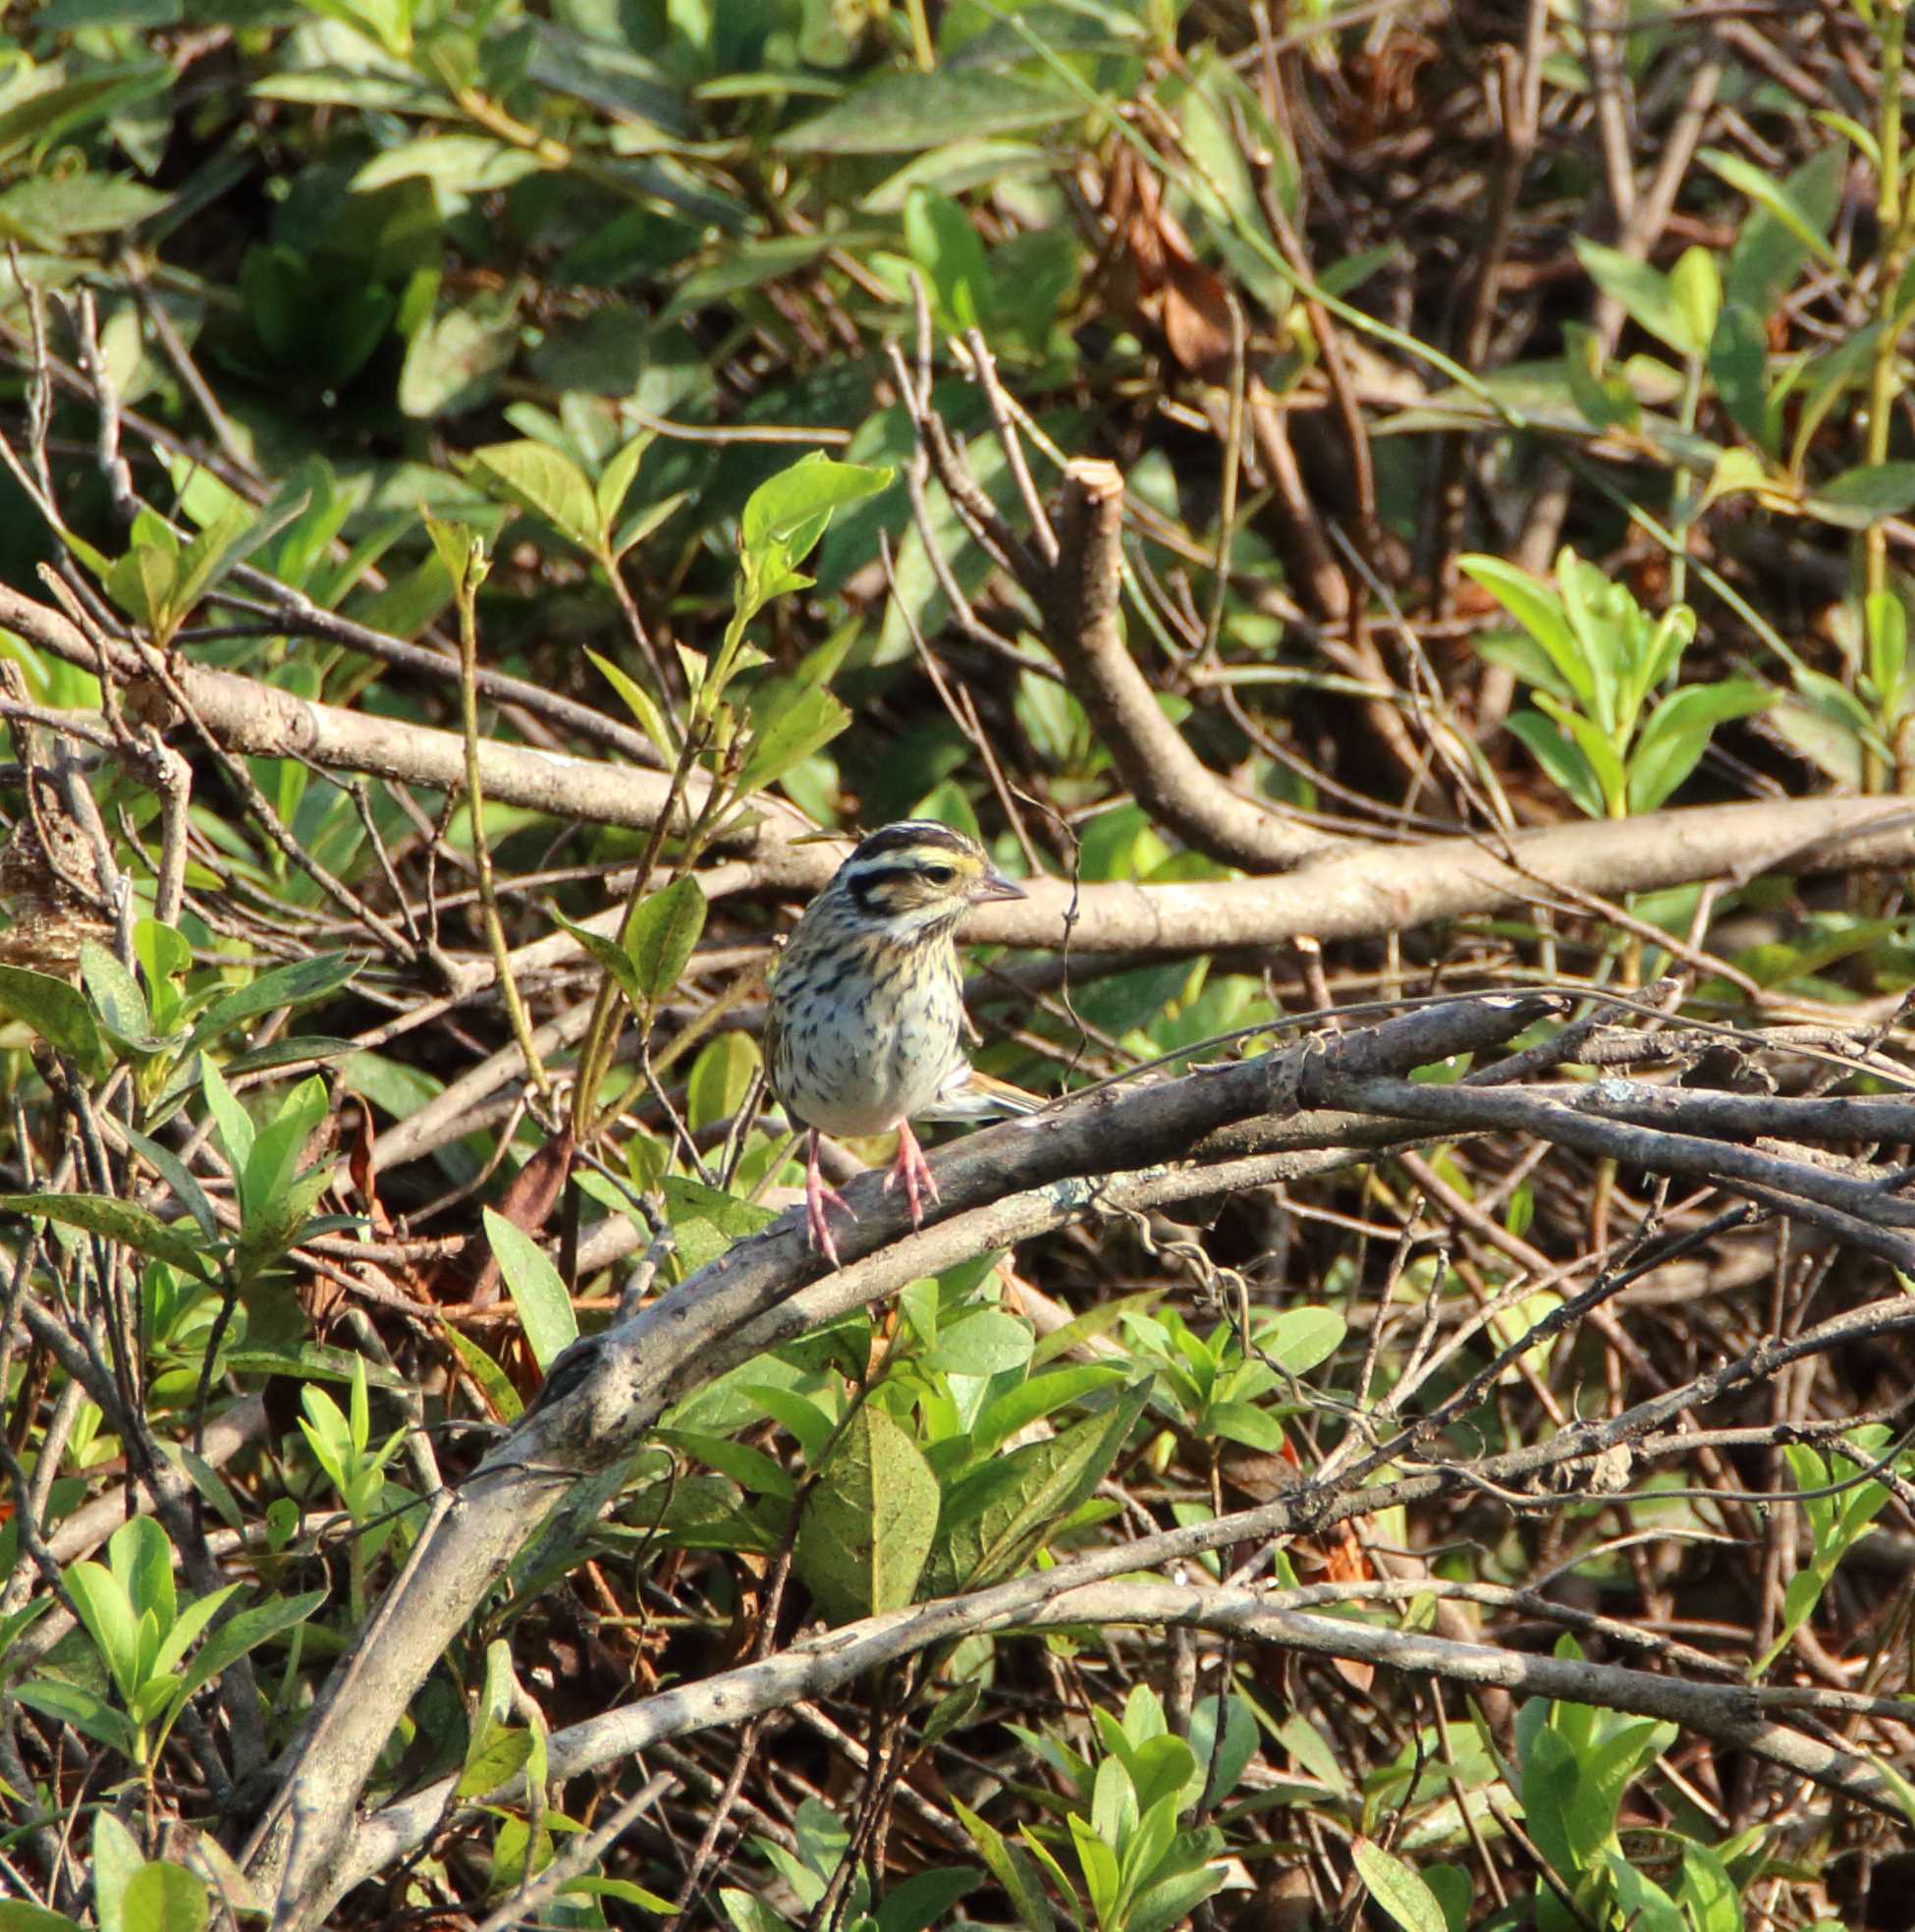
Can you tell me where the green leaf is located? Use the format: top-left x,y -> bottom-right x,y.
719,1891 -> 797,1932
353,134 -> 539,195
652,1427 -> 795,1500
938,1381 -> 1150,1592
346,551 -> 455,639
586,648 -> 675,756
422,518 -> 488,595
170,502 -> 302,625
1187,1694 -> 1259,1807
1518,1721 -> 1581,1880
134,919 -> 191,1026
1725,145 -> 1845,316
299,0 -> 412,57
399,294 -> 520,418
780,69 -> 1081,154
66,1559 -> 141,1700
736,1383 -> 835,1463
11,1678 -> 138,1758
94,1811 -> 143,1932
874,1866 -> 982,1932
148,1582 -> 241,1683
1710,304 -> 1773,449
624,875 -> 707,1002
1603,1849 -> 1687,1932
684,1031 -> 758,1132
0,964 -> 107,1069
1205,1400 -> 1286,1451
0,1193 -> 210,1278
105,537 -> 176,635
1803,461 -> 1915,529
183,953 -> 361,1058
241,1075 -> 329,1227
595,432 -> 652,533
1570,1717 -> 1670,1862
1089,1750 -> 1137,1849
662,1176 -> 779,1240
1265,1305 -> 1344,1374
1704,146 -> 1839,270
1474,632 -> 1579,707
173,1588 -> 325,1709
465,439 -> 602,555
794,1402 -> 939,1622
924,1309 -> 1033,1377
550,909 -> 644,1012
1124,1852 -> 1227,1932
1571,240 -> 1696,357
1787,327 -> 1881,479
1457,558 -> 1594,712
1352,1842 -> 1448,1932
0,66 -> 170,171
952,1800 -> 1055,1932
1554,551 -> 1627,732
561,1877 -> 679,1913
119,1124 -> 219,1245
1067,1812 -> 1122,1923
903,186 -> 991,331
611,489 -> 689,562
457,1723 -> 535,1800
441,1323 -> 522,1423
1560,322 -> 1639,432
1506,709 -> 1604,818
735,683 -> 852,799
740,454 -> 894,565
1869,591 -> 1908,710
1675,1843 -> 1743,1932
482,1208 -> 578,1372
80,942 -> 155,1048
969,1363 -> 1129,1458
1669,247 -> 1722,360
109,1515 -> 174,1629
1627,680 -> 1773,813
119,1862 -> 208,1932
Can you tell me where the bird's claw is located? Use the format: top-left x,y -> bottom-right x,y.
805,1177 -> 856,1266
882,1120 -> 940,1228
804,1129 -> 858,1267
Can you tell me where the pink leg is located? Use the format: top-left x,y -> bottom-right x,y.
881,1119 -> 940,1228
804,1130 -> 856,1265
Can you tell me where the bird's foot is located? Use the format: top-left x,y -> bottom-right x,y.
881,1119 -> 940,1228
804,1133 -> 857,1266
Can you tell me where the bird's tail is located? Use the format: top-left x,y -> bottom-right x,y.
920,1062 -> 1046,1123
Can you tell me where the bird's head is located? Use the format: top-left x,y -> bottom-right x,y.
831,819 -> 1025,937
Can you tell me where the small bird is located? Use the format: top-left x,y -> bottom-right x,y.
766,819 -> 1029,1263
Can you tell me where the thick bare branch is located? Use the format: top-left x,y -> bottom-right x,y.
1045,459 -> 1333,869
9,577 -> 1913,967
331,1572 -> 1898,1901
243,994 -> 1552,1923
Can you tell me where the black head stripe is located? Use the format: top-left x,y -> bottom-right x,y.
849,864 -> 917,910
849,820 -> 976,864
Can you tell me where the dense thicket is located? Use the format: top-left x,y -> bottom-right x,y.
3,4 -> 1915,1930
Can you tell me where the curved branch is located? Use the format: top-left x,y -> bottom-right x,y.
332,1573 -> 1898,1902
254,1241 -> 1915,1924
1044,458 -> 1332,870
243,994 -> 1552,1924
6,579 -> 1915,961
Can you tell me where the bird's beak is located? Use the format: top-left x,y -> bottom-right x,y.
967,866 -> 1026,905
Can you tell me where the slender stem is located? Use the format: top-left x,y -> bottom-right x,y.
453,538 -> 550,1103
903,0 -> 934,71
1666,352 -> 1704,611
1865,1 -> 1912,657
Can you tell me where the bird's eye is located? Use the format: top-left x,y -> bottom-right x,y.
922,864 -> 957,886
